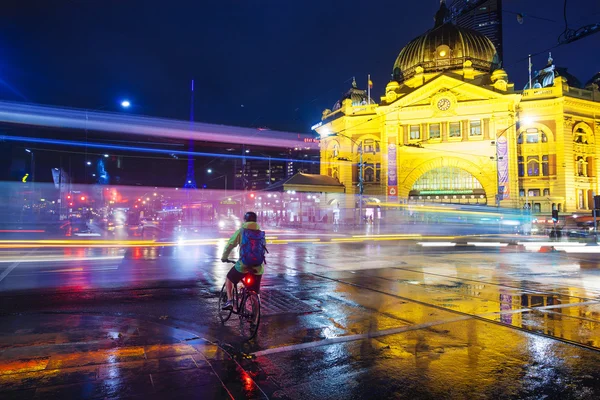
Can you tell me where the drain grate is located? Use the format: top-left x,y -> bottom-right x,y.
259,289 -> 320,316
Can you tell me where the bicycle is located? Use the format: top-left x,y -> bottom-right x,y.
217,260 -> 261,341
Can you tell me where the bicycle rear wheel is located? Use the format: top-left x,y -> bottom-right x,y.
239,291 -> 261,341
217,282 -> 233,323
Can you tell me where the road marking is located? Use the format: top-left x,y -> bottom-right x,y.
0,250 -> 35,283
252,315 -> 472,357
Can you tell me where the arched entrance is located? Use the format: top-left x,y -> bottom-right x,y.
408,166 -> 488,205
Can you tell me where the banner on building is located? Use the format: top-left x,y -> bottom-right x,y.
496,136 -> 510,200
387,143 -> 398,200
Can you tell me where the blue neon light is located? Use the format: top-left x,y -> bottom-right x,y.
0,134 -> 313,164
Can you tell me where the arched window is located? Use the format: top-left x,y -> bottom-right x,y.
364,167 -> 375,182
575,156 -> 587,177
527,156 -> 539,176
542,133 -> 548,143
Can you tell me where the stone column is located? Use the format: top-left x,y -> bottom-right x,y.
462,120 -> 469,141
483,118 -> 490,140
441,122 -> 448,142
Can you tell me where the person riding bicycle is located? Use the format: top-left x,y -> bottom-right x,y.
220,211 -> 266,310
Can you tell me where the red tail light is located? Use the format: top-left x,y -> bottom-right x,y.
245,276 -> 252,285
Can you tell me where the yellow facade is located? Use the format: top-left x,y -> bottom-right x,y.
316,4 -> 600,216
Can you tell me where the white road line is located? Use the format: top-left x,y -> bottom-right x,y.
0,250 -> 35,283
252,315 -> 472,357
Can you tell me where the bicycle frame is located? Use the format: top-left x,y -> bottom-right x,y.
219,259 -> 261,340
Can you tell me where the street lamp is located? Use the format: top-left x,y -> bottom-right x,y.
491,115 -> 535,210
320,132 -> 365,225
25,149 -> 35,199
258,153 -> 272,186
207,169 -> 228,191
120,100 -> 131,108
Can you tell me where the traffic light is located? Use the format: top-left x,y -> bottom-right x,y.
552,209 -> 559,223
66,194 -> 71,200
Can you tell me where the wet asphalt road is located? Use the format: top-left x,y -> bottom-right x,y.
2,239 -> 600,399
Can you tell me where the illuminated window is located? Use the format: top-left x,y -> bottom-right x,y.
410,125 -> 421,140
362,163 -> 381,183
362,139 -> 380,154
429,124 -> 440,139
543,188 -> 550,196
527,156 -> 539,176
518,156 -> 524,177
469,120 -> 482,136
542,155 -> 549,176
576,156 -> 586,176
449,122 -> 461,137
411,167 -> 483,192
526,133 -> 539,143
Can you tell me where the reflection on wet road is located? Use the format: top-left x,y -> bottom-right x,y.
3,240 -> 600,398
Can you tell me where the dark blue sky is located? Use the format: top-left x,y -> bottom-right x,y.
1,0 -> 599,133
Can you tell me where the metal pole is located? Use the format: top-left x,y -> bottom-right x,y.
594,191 -> 597,239
495,148 -> 500,208
359,148 -> 363,226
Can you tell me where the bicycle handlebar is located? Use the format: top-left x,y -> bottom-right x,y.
224,259 -> 236,264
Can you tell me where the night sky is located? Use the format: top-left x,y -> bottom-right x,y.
1,0 -> 599,133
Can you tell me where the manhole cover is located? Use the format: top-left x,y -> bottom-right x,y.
259,289 -> 320,316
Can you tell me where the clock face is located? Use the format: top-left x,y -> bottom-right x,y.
437,98 -> 451,111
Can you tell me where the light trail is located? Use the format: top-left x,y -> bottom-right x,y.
0,255 -> 124,263
1,135 -> 315,164
0,100 -> 319,150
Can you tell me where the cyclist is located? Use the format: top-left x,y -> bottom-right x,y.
220,211 -> 265,310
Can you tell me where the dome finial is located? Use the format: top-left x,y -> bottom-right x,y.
351,76 -> 357,88
547,52 -> 553,66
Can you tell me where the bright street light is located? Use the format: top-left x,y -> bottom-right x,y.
25,149 -> 31,153
104,154 -> 109,158
520,115 -> 534,125
86,161 -> 92,166
207,169 -> 213,174
121,100 -> 131,108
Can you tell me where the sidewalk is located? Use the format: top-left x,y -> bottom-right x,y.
0,314 -> 267,399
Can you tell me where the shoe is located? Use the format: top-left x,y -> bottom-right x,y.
221,300 -> 233,311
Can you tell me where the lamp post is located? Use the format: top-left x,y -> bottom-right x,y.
25,149 -> 34,185
25,149 -> 35,212
206,169 -> 228,191
322,133 -> 364,226
491,115 -> 533,209
84,100 -> 131,183
258,153 -> 272,187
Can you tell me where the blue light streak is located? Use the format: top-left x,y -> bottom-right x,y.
0,100 -> 319,150
0,134 -> 318,164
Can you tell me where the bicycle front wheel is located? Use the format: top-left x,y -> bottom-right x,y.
217,282 -> 233,323
239,291 -> 261,341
